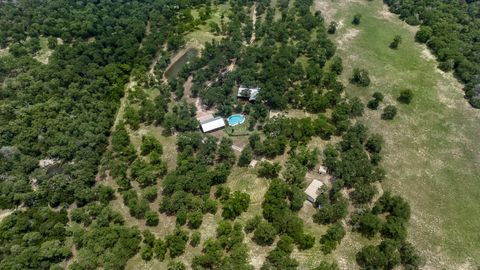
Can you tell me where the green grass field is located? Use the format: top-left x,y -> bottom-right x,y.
315,0 -> 480,268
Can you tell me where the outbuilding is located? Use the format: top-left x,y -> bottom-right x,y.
237,85 -> 260,101
304,179 -> 324,204
199,116 -> 226,133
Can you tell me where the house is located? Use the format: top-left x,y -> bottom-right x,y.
237,85 -> 260,101
199,117 -> 226,133
305,179 -> 324,204
318,165 -> 328,174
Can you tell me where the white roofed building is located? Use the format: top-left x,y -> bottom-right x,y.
199,117 -> 226,133
237,85 -> 260,101
305,179 -> 324,204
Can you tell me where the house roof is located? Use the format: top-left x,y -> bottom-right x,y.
305,179 -> 324,200
237,86 -> 260,101
200,117 -> 225,133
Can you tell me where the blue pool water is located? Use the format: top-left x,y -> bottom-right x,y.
227,114 -> 246,126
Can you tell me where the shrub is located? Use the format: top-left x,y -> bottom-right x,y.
328,21 -> 337,34
390,35 -> 402,49
145,210 -> 159,226
352,13 -> 362,25
367,99 -> 380,110
398,89 -> 413,104
381,105 -> 397,120
244,215 -> 262,233
142,187 -> 158,202
187,211 -> 203,229
190,231 -> 201,247
350,68 -> 371,87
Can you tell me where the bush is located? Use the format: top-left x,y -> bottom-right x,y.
145,210 -> 159,226
350,68 -> 371,87
253,221 -> 277,246
381,105 -> 397,120
352,13 -> 362,25
141,245 -> 153,261
367,99 -> 380,110
330,56 -> 343,75
398,89 -> 413,104
372,92 -> 384,101
187,211 -> 203,229
244,215 -> 262,233
328,21 -> 337,34
142,187 -> 158,202
190,231 -> 201,247
390,35 -> 402,49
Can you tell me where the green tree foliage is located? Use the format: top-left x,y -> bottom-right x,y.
253,221 -> 277,246
244,215 -> 262,233
192,221 -> 252,269
166,228 -> 189,258
142,186 -> 158,202
187,211 -> 203,229
399,242 -> 424,269
140,135 -> 163,156
221,191 -> 250,220
390,35 -> 402,49
154,239 -> 167,261
319,222 -> 346,254
330,56 -> 343,75
168,261 -> 187,270
356,240 -> 402,270
352,212 -> 383,239
190,231 -> 201,247
314,261 -> 339,270
0,208 -> 70,269
352,13 -> 362,25
373,192 -> 411,222
145,210 -> 159,226
257,161 -> 281,179
381,105 -> 397,120
262,236 -> 299,269
350,68 -> 371,87
238,146 -> 253,167
328,22 -> 338,34
398,89 -> 413,104
368,92 -> 384,110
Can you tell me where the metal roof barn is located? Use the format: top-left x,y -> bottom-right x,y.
200,117 -> 226,133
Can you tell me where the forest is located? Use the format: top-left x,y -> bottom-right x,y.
4,0 -> 475,269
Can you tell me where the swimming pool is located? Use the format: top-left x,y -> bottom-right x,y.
227,114 -> 246,126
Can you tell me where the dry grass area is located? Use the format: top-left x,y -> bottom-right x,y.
33,37 -> 53,64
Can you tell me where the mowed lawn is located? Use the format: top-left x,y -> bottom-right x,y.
315,0 -> 480,268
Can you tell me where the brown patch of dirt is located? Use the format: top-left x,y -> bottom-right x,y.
337,28 -> 360,49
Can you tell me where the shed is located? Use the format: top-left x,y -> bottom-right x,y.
318,166 -> 328,174
249,159 -> 258,168
237,85 -> 260,101
305,179 -> 324,204
200,117 -> 226,133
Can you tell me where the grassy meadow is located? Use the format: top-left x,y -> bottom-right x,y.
315,0 -> 480,268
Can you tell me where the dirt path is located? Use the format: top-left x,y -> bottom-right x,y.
0,210 -> 13,222
249,4 -> 257,45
